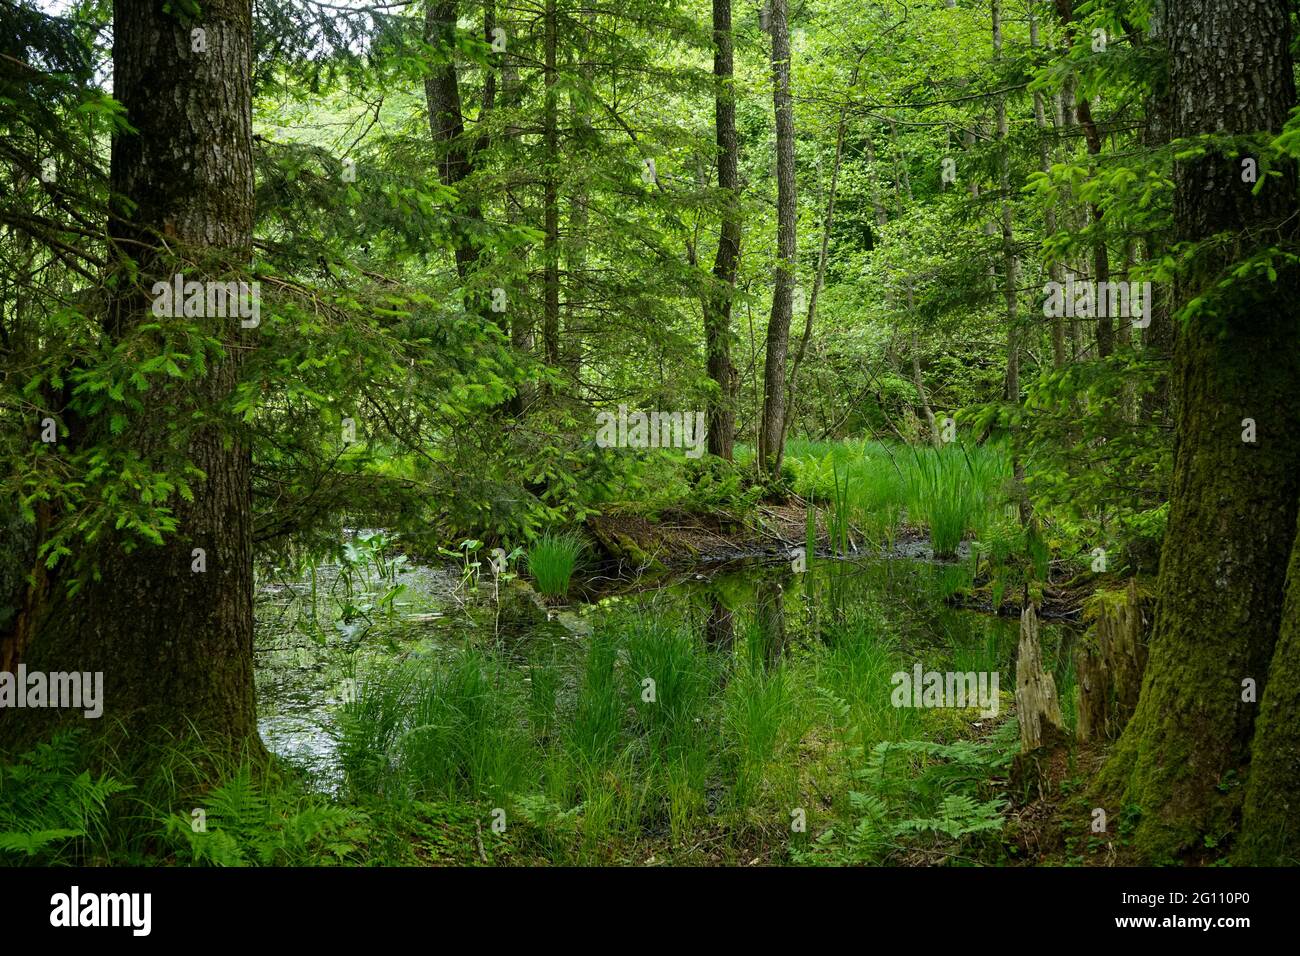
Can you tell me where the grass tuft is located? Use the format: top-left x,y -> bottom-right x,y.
527,531 -> 587,597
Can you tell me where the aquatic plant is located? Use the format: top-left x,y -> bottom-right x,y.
527,531 -> 586,597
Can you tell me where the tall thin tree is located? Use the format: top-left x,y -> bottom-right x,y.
704,0 -> 741,460
758,0 -> 796,477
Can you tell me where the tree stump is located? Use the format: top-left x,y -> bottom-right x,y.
1016,604 -> 1064,752
1100,578 -> 1147,727
1075,641 -> 1111,742
1075,579 -> 1148,741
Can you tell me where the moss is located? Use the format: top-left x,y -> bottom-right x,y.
1237,513 -> 1300,864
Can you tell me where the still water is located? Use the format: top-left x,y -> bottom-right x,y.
254,540 -> 1075,789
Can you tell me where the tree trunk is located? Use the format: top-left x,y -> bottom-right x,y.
993,0 -> 1030,526
993,0 -> 1017,374
541,0 -> 561,372
910,333 -> 941,449
1078,580 -> 1147,741
1140,6 -> 1175,420
1052,1 -> 1111,358
1058,78 -> 1086,360
424,2 -> 482,284
1074,642 -> 1111,743
1030,8 -> 1066,368
786,62 -> 857,451
1239,507 -> 1300,862
498,14 -> 533,417
1100,579 -> 1147,729
1,0 -> 263,768
1098,0 -> 1300,861
1078,99 -> 1112,359
704,0 -> 740,460
758,0 -> 796,478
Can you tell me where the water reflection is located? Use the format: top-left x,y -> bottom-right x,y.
254,546 -> 1076,788
702,594 -> 735,651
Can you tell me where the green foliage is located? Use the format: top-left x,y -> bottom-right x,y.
1,0 -> 1212,870
526,531 -> 586,597
800,724 -> 1017,865
0,564 -> 1040,867
1021,356 -> 1172,574
786,439 -> 1006,556
621,619 -> 717,752
723,664 -> 808,808
162,766 -> 366,866
335,649 -> 536,803
0,732 -> 129,864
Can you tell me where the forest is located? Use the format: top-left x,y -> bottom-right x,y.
0,0 -> 1298,880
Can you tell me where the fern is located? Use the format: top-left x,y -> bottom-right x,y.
0,731 -> 130,864
164,766 -> 366,866
512,792 -> 583,832
0,828 -> 84,856
809,724 -> 1017,865
895,794 -> 1006,840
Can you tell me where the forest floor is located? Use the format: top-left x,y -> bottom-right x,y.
1003,739 -> 1124,867
381,696 -> 1123,867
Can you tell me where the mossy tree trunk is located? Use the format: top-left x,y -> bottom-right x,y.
1096,0 -> 1300,861
1238,510 -> 1300,863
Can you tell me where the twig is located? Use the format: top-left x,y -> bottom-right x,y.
474,817 -> 488,865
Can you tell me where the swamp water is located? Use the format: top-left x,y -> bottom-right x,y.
254,540 -> 1077,792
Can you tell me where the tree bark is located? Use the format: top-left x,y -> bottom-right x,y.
910,332 -> 941,450
1140,6 -> 1175,419
758,0 -> 796,478
704,0 -> 740,460
1053,1 -> 1110,358
424,2 -> 485,288
1,0 -> 263,767
993,0 -> 1031,527
993,0 -> 1017,386
1098,0 -> 1300,861
541,0 -> 561,372
1077,98 -> 1112,358
1239,506 -> 1300,862
498,12 -> 533,417
1030,8 -> 1066,368
786,62 -> 857,452
1016,605 -> 1065,752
